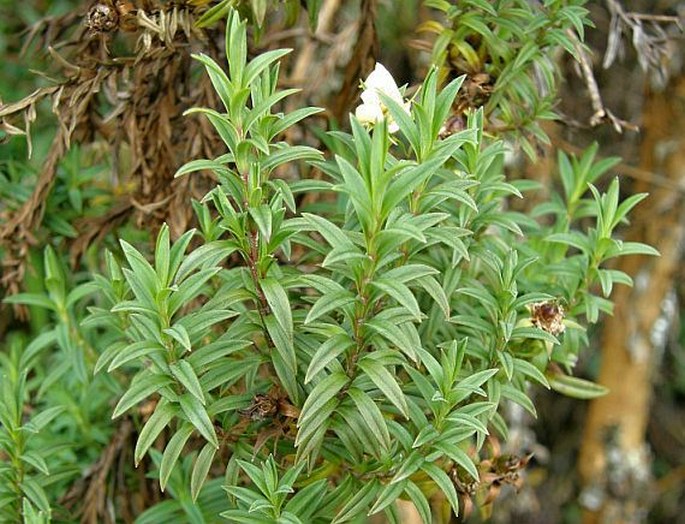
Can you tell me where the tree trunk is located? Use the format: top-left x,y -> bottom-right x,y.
578,74 -> 685,523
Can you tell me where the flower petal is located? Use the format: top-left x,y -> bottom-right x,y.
365,63 -> 403,104
355,103 -> 384,125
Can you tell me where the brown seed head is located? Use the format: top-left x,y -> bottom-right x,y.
528,300 -> 566,336
86,4 -> 119,34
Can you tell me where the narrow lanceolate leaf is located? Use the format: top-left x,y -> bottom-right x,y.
191,443 -> 217,502
113,373 -> 173,419
304,290 -> 355,325
21,478 -> 50,514
297,372 -> 349,429
2,293 -> 56,310
331,479 -> 380,524
170,360 -> 205,405
421,462 -> 459,517
404,481 -> 432,524
368,479 -> 407,516
20,452 -> 49,476
179,393 -> 218,448
433,441 -> 479,481
513,358 -> 550,388
249,204 -> 273,242
25,406 -> 65,433
108,341 -> 166,372
159,423 -> 194,491
390,451 -> 424,484
265,315 -> 296,375
273,348 -> 301,406
365,319 -> 417,362
155,224 -> 171,287
416,276 -> 451,318
261,277 -> 293,340
120,240 -> 159,296
135,401 -> 177,465
305,334 -> 354,384
168,267 -> 221,316
284,479 -> 328,520
301,212 -> 354,249
371,279 -> 422,320
164,324 -> 192,353
548,373 -> 609,399
357,358 -> 408,418
347,387 -> 391,452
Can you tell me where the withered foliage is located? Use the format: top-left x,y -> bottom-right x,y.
0,1 -> 226,295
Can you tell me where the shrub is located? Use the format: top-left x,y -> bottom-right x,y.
1,4 -> 657,523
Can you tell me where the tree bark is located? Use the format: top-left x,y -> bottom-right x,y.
578,74 -> 685,523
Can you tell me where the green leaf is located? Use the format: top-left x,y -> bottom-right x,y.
604,241 -> 660,259
433,441 -> 479,481
357,358 -> 408,418
416,276 -> 450,318
305,333 -> 354,384
135,401 -> 177,465
20,452 -> 50,476
120,240 -> 159,297
368,480 -> 407,516
113,374 -> 173,419
368,319 -> 418,362
546,232 -> 591,253
297,372 -> 348,429
501,383 -> 537,417
244,48 -> 291,85
191,53 -> 233,111
249,204 -> 273,243
331,480 -> 379,524
108,341 -> 165,372
548,373 -> 609,399
164,324 -> 192,353
390,451 -> 425,484
65,282 -> 99,308
155,224 -> 171,286
513,358 -> 550,388
179,394 -> 218,448
347,387 -> 391,452
510,326 -> 560,345
2,293 -> 55,311
301,213 -> 354,249
175,240 -> 236,283
497,350 -> 514,381
421,462 -> 459,516
21,478 -> 50,514
304,290 -> 355,325
170,360 -> 205,405
168,267 -> 221,316
371,279 -> 422,321
404,481 -> 432,524
273,348 -> 301,405
265,315 -> 297,375
284,479 -> 328,519
25,406 -> 65,432
261,277 -> 293,341
191,443 -> 217,502
160,423 -> 194,491
261,145 -> 323,171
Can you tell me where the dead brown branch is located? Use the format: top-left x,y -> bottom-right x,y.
569,29 -> 637,133
59,419 -> 134,524
330,0 -> 379,123
0,2 -> 223,295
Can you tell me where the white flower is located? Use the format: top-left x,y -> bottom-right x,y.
355,63 -> 410,133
